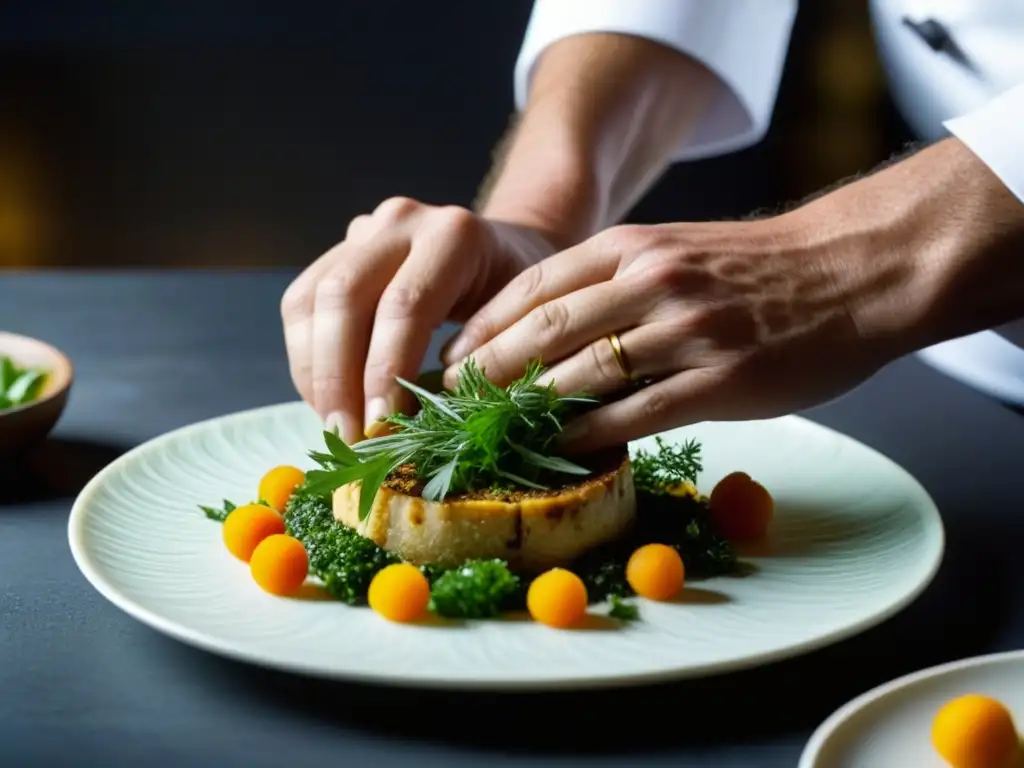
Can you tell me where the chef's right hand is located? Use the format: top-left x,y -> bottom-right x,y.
280,197 -> 557,444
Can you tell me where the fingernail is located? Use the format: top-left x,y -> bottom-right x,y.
441,366 -> 459,390
444,334 -> 474,364
364,397 -> 391,439
325,411 -> 358,444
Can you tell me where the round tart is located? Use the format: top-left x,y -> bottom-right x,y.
333,449 -> 636,572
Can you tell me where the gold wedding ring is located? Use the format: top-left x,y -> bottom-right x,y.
607,332 -> 633,382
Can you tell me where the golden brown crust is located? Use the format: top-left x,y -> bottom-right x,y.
381,446 -> 627,504
333,449 -> 636,571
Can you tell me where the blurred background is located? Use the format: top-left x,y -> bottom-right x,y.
0,1 -> 911,270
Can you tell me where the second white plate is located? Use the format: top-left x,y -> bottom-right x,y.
68,402 -> 944,690
800,650 -> 1024,767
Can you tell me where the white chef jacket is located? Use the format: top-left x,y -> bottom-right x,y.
514,0 -> 1024,206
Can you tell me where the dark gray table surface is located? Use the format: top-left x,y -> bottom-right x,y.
2,270 -> 1023,768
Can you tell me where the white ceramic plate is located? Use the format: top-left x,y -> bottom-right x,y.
68,402 -> 944,690
800,651 -> 1024,767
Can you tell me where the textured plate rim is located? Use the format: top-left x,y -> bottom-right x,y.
67,401 -> 946,691
798,649 -> 1024,767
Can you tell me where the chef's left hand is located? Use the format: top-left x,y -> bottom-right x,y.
439,209 -> 914,452
438,137 -> 1024,452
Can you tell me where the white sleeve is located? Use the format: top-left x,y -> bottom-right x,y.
514,0 -> 798,162
944,82 -> 1024,207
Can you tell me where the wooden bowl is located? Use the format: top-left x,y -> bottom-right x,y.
0,332 -> 73,456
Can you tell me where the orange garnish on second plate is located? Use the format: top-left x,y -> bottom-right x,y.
931,693 -> 1020,768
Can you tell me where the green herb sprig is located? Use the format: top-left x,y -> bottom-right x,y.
302,359 -> 596,520
198,497 -> 270,522
630,436 -> 703,494
0,355 -> 48,411
607,594 -> 639,621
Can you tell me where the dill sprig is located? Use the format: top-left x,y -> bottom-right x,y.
302,358 -> 597,520
630,436 -> 703,494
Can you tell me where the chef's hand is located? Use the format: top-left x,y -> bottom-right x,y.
442,138 -> 1024,451
442,215 -> 882,451
281,198 -> 556,443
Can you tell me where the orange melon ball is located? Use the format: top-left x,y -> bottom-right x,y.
626,543 -> 685,601
709,471 -> 774,541
526,568 -> 588,628
223,503 -> 286,562
932,694 -> 1019,768
368,563 -> 430,623
250,534 -> 309,596
258,465 -> 306,512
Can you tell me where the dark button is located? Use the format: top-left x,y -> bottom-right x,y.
902,16 -> 953,51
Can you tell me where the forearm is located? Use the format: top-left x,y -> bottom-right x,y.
911,139 -> 1024,345
478,33 -> 718,248
795,138 -> 1024,357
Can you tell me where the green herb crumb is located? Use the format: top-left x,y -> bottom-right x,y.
283,486 -> 399,604
607,594 -> 639,621
428,558 -> 521,619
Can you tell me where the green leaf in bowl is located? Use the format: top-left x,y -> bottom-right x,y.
0,355 -> 48,409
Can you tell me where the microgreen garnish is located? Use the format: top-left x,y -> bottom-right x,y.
630,436 -> 703,494
198,497 -> 269,522
607,594 -> 639,621
302,359 -> 596,520
0,355 -> 48,411
199,498 -> 237,522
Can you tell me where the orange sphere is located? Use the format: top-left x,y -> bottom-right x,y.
368,563 -> 431,623
526,568 -> 588,628
626,543 -> 685,601
709,471 -> 774,541
250,534 -> 309,596
258,465 -> 306,513
931,694 -> 1020,768
222,503 -> 286,562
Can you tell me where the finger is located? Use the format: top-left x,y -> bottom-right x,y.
536,320 -> 714,398
363,210 -> 481,434
441,237 -> 622,367
448,275 -> 653,388
557,368 -> 733,453
281,249 -> 340,406
311,238 -> 409,442
281,209 -> 386,409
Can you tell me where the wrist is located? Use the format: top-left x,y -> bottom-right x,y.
897,139 -> 1024,350
796,138 -> 1024,361
477,33 -> 717,250
477,106 -> 602,250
